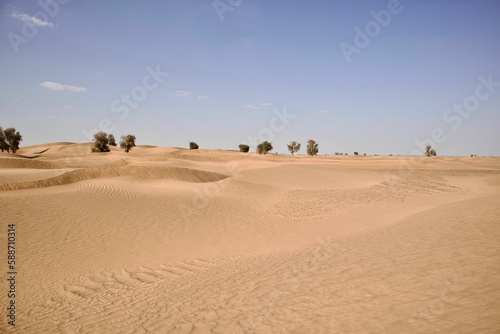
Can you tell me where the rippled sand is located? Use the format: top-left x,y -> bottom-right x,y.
1,143 -> 499,333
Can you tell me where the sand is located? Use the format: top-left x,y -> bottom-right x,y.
1,142 -> 499,333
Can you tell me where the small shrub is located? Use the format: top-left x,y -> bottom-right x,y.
287,141 -> 301,155
120,134 -> 136,153
306,139 -> 319,156
425,144 -> 437,157
354,151 -> 359,156
239,144 -> 250,153
189,142 -> 199,150
256,141 -> 273,154
2,127 -> 22,153
91,131 -> 110,153
108,134 -> 117,146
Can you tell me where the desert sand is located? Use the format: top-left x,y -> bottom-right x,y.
1,142 -> 499,333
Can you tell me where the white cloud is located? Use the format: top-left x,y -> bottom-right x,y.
318,109 -> 330,114
259,102 -> 272,106
173,90 -> 192,97
39,82 -> 87,93
243,104 -> 258,109
197,95 -> 208,99
384,117 -> 394,121
12,12 -> 53,27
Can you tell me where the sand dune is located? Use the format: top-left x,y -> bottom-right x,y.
1,143 -> 499,333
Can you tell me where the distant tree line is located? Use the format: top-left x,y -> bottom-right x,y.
0,127 -> 439,158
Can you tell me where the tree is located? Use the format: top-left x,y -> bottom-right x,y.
256,141 -> 273,154
287,141 -> 301,155
425,145 -> 437,157
91,131 -> 111,153
120,134 -> 136,153
3,128 -> 22,154
306,139 -> 319,156
0,127 -> 9,152
189,142 -> 199,150
354,151 -> 359,156
239,144 -> 250,153
108,134 -> 117,146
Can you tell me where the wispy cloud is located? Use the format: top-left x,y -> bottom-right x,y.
39,81 -> 87,93
244,103 -> 273,110
12,12 -> 54,27
173,90 -> 208,99
384,117 -> 394,121
173,90 -> 192,97
318,109 -> 330,114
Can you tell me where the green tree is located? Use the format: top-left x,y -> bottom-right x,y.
287,141 -> 301,155
108,134 -> 117,146
120,134 -> 136,153
189,142 -> 199,150
306,139 -> 319,156
239,144 -> 250,153
91,131 -> 111,153
256,141 -> 273,154
3,128 -> 22,154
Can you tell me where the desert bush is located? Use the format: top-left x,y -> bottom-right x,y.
3,127 -> 22,153
120,134 -> 136,153
239,144 -> 250,153
306,139 -> 319,156
287,141 -> 301,155
108,134 -> 117,146
189,142 -> 199,150
425,145 -> 437,157
335,152 -> 339,155
91,131 -> 111,153
256,141 -> 273,154
354,151 -> 358,155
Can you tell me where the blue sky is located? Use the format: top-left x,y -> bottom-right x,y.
1,0 -> 499,156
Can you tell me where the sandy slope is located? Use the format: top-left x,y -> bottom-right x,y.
0,143 -> 499,333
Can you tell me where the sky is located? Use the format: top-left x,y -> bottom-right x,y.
1,0 -> 499,156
